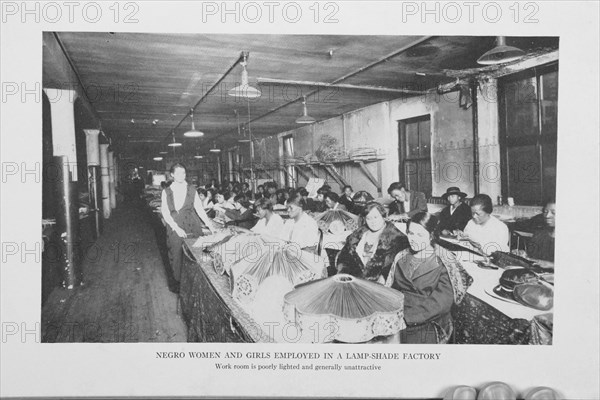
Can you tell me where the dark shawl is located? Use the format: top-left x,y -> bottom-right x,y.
336,221 -> 410,282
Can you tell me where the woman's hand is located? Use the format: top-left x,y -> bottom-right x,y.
174,226 -> 187,238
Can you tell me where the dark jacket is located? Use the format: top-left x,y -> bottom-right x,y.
338,194 -> 355,213
390,251 -> 454,326
437,202 -> 472,232
388,190 -> 428,218
337,221 -> 410,282
224,208 -> 256,230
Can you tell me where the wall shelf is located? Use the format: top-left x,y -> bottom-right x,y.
285,157 -> 384,194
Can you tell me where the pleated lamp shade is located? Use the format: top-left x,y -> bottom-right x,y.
313,209 -> 359,233
283,274 -> 406,343
231,243 -> 326,305
476,382 -> 516,400
199,230 -> 269,275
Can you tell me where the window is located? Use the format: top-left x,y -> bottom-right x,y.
283,135 -> 297,187
398,115 -> 432,197
499,63 -> 558,205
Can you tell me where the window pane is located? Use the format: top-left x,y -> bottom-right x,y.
419,119 -> 431,157
542,142 -> 557,201
540,71 -> 558,136
505,76 -> 539,137
418,160 -> 432,198
405,122 -> 420,157
507,145 -> 541,204
404,160 -> 418,190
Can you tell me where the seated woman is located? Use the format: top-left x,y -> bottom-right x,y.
525,199 -> 556,263
275,188 -> 287,205
212,190 -> 235,211
283,194 -> 321,252
351,190 -> 374,215
336,202 -> 409,284
437,186 -> 472,235
224,194 -> 256,230
197,188 -> 214,210
251,197 -> 285,239
386,212 -> 472,344
339,185 -> 355,212
460,194 -> 510,254
324,192 -> 347,211
386,182 -> 428,221
254,185 -> 265,200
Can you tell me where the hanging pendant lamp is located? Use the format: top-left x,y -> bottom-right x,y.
295,96 -> 316,124
209,141 -> 221,153
228,53 -> 261,99
477,36 -> 526,65
183,108 -> 204,138
167,130 -> 182,147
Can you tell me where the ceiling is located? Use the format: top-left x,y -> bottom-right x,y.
42,33 -> 558,158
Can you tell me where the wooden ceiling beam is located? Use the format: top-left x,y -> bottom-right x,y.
257,77 -> 428,94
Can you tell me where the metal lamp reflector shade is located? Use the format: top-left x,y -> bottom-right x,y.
167,131 -> 182,147
209,141 -> 221,153
183,109 -> 204,137
228,63 -> 261,99
477,36 -> 526,65
295,96 -> 316,124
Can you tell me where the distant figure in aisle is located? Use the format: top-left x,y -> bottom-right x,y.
387,182 -> 428,221
161,163 -> 215,293
437,187 -> 472,235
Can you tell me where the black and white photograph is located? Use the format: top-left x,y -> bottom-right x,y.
39,32 -> 560,346
1,1 -> 599,399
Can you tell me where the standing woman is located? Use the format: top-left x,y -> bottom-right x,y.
386,212 -> 472,344
161,163 -> 215,293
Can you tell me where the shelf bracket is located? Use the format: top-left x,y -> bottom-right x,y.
323,163 -> 348,188
355,160 -> 382,194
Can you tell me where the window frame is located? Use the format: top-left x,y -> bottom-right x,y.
498,62 -> 559,206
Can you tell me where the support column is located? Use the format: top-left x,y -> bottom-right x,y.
108,149 -> 117,209
84,129 -> 101,238
54,155 -> 82,288
476,78 -> 502,200
43,89 -> 79,180
100,144 -> 111,219
216,154 -> 222,183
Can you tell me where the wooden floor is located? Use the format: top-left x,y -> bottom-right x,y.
41,204 -> 187,342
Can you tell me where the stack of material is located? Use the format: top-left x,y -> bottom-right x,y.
315,135 -> 350,162
283,274 -> 405,343
348,147 -> 381,160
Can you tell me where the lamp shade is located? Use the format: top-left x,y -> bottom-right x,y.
295,98 -> 316,124
283,274 -> 406,343
228,66 -> 261,98
477,36 -> 525,65
183,109 -> 204,137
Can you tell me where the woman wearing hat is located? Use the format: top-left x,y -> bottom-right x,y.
438,187 -> 472,235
